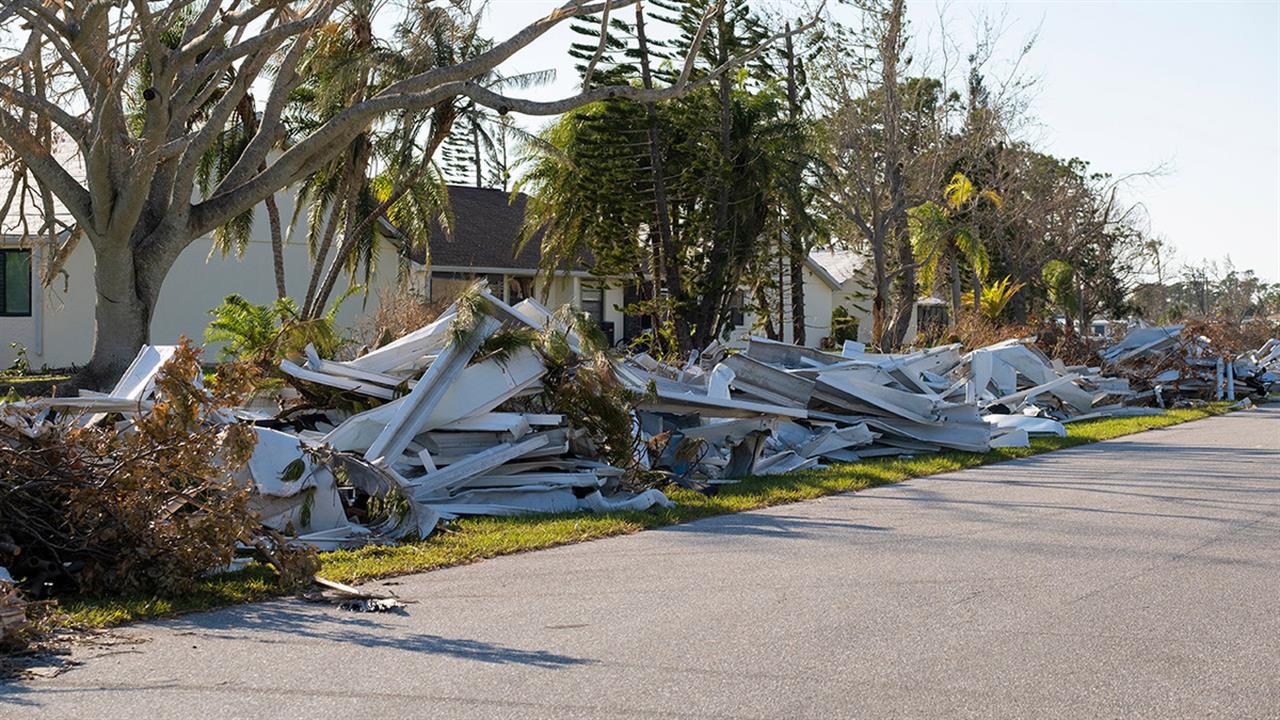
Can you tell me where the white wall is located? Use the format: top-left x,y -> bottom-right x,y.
534,274 -> 624,346
5,193 -> 410,370
732,265 -> 839,349
834,269 -> 924,347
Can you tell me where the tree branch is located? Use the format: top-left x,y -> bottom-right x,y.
677,0 -> 722,88
581,0 -> 613,90
0,108 -> 93,236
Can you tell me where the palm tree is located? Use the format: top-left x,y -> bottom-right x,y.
909,171 -> 1003,316
286,0 -> 472,319
441,65 -> 557,190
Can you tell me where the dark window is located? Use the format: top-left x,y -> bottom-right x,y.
0,249 -> 32,317
916,303 -> 948,340
580,284 -> 605,324
728,291 -> 745,327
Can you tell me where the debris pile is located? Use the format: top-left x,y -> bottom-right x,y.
0,345 -> 316,597
4,290 -> 1275,594
1099,325 -> 1280,406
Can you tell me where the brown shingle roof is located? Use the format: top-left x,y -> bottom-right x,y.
408,186 -> 544,271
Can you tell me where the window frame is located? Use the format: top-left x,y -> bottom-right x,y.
0,248 -> 33,318
579,284 -> 605,324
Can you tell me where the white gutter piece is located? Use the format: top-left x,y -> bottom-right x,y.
754,451 -> 820,475
279,359 -> 397,400
639,387 -> 808,419
450,472 -> 603,491
78,344 -> 177,425
410,434 -> 551,500
989,427 -> 1030,448
343,306 -> 458,374
966,349 -> 994,404
366,315 -> 503,464
863,417 -> 990,453
579,489 -> 675,512
679,417 -> 777,446
813,372 -> 940,424
720,353 -> 815,406
437,412 -> 533,436
38,396 -> 155,413
798,423 -> 877,458
110,345 -> 179,400
304,344 -> 414,388
987,373 -> 1092,414
324,348 -> 548,454
707,363 -> 736,399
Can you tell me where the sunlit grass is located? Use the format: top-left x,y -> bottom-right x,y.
52,403 -> 1232,630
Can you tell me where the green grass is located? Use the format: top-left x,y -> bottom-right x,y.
52,403 -> 1234,630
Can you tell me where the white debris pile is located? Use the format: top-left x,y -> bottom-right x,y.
1099,325 -> 1280,406
245,288 -> 677,549
14,293 -> 1267,558
616,338 -> 994,485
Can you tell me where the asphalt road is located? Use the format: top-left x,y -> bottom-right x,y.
4,405 -> 1279,719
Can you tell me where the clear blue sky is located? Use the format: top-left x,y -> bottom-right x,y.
480,0 -> 1280,283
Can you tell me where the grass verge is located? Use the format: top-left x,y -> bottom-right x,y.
54,403 -> 1235,630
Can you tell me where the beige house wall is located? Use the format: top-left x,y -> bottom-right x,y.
2,194 -> 407,370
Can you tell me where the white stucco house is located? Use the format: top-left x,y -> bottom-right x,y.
2,173 -> 919,370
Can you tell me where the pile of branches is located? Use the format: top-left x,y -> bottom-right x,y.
0,343 -> 317,599
1183,317 -> 1280,356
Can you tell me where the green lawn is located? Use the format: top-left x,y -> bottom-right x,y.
54,403 -> 1233,630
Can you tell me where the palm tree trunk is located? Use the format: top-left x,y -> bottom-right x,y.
784,22 -> 806,346
302,169 -> 350,317
971,269 -> 982,316
265,192 -> 287,300
949,248 -> 962,315
309,140 -> 372,318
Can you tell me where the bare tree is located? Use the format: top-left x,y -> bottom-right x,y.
0,0 -> 809,387
814,0 -> 941,350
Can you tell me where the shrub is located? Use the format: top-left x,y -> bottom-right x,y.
205,294 -> 348,366
831,306 -> 859,345
0,341 -> 315,598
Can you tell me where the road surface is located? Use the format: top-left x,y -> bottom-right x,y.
4,405 -> 1279,719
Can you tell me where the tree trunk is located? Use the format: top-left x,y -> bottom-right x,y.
265,193 -> 287,300
302,173 -> 349,316
877,0 -> 909,350
79,231 -> 179,390
472,118 -> 482,188
869,224 -> 888,351
949,249 -> 962,314
310,139 -> 373,318
1078,277 -> 1091,335
635,1 -> 691,353
784,22 -> 806,346
889,200 -> 915,346
691,4 -> 736,351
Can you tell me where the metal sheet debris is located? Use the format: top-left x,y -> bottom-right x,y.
9,288 -> 1275,562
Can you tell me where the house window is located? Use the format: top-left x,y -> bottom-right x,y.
0,249 -> 32,317
728,291 -> 745,327
580,284 -> 605,324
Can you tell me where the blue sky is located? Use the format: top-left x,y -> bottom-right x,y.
480,1 -> 1279,283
